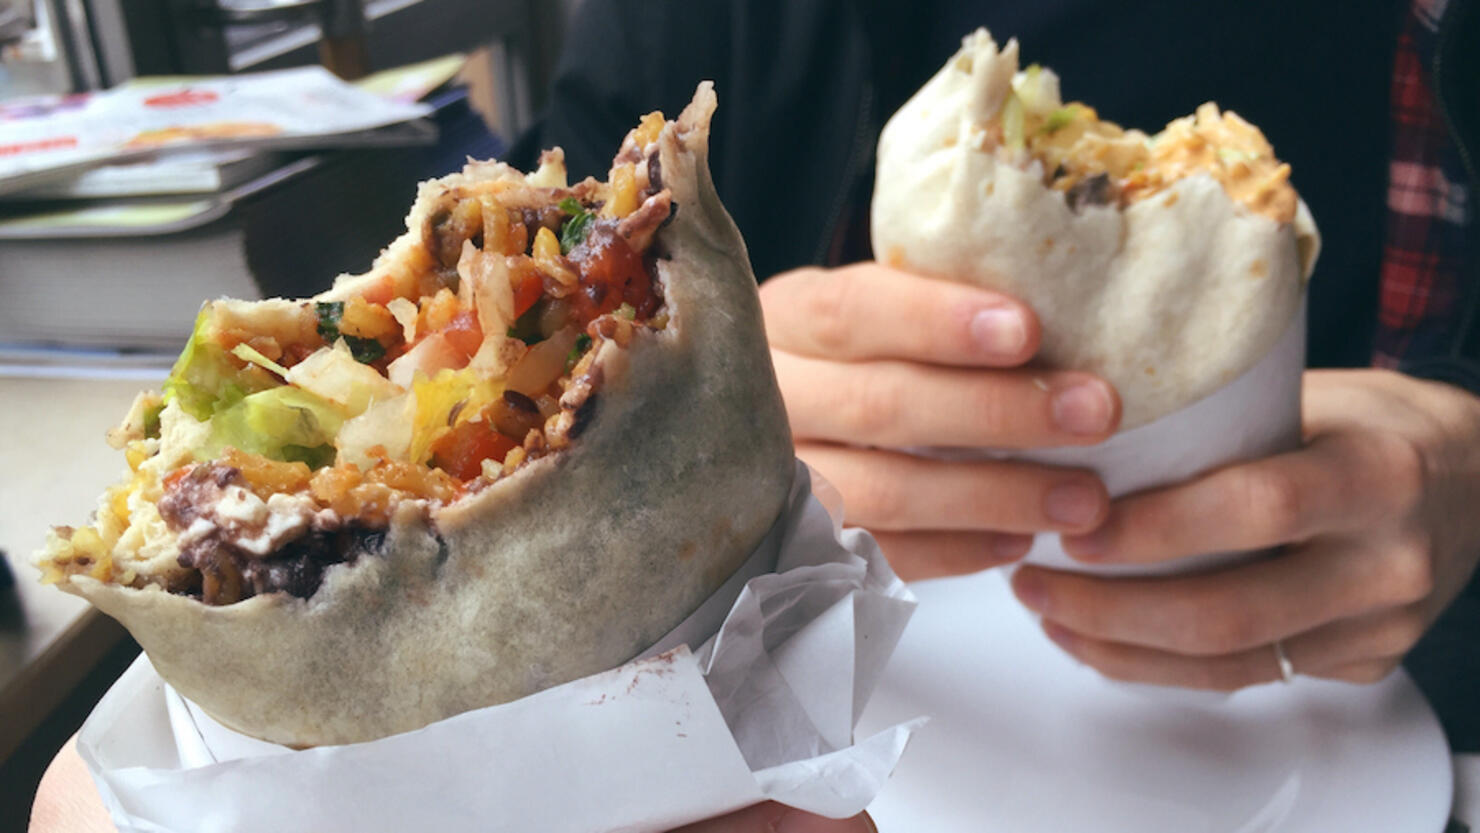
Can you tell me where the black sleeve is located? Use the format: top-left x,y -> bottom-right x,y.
506,1 -> 735,183
506,1 -> 644,178
1400,356 -> 1480,397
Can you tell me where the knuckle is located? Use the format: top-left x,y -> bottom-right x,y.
799,272 -> 857,356
1239,468 -> 1305,543
758,267 -> 812,323
1384,536 -> 1436,604
846,470 -> 909,530
1179,596 -> 1259,655
968,379 -> 1017,441
842,369 -> 903,440
1373,434 -> 1427,517
1130,501 -> 1182,558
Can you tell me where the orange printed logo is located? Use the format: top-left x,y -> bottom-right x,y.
0,136 -> 79,156
143,89 -> 219,108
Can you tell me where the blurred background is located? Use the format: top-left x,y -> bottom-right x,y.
0,2 -> 578,825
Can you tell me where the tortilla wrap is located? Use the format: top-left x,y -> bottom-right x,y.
872,29 -> 1321,428
39,84 -> 795,747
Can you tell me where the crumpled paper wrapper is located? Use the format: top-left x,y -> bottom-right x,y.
917,299 -> 1307,578
76,462 -> 922,833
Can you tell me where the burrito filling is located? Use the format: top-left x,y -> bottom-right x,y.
39,112 -> 677,606
967,59 -> 1295,222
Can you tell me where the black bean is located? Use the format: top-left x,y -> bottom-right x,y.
1065,173 -> 1116,212
568,394 -> 599,440
647,151 -> 663,192
503,390 -> 539,414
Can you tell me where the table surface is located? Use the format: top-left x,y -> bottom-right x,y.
0,376 -> 152,761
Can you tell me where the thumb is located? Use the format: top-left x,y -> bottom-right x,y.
669,801 -> 876,833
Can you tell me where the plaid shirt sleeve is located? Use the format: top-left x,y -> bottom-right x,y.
1375,0 -> 1475,369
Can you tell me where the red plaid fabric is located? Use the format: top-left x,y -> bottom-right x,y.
1376,0 -> 1472,367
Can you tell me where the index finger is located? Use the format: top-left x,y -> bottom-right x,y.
760,263 -> 1041,367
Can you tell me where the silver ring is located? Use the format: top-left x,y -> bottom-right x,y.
1272,640 -> 1295,684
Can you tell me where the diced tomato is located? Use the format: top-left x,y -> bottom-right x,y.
512,269 -> 544,319
429,421 -> 519,481
441,310 -> 483,359
568,224 -> 656,327
163,466 -> 192,490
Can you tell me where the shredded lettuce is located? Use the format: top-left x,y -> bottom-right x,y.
202,386 -> 344,466
163,306 -> 275,421
1002,95 -> 1026,151
336,393 -> 414,470
231,342 -> 290,379
1011,63 -> 1063,116
285,342 -> 400,417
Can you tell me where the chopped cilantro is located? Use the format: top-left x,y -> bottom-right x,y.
315,301 -> 344,342
346,338 -> 385,364
558,196 -> 596,254
567,333 -> 593,371
315,300 -> 385,364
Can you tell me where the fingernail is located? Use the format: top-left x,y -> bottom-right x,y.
1043,482 -> 1102,528
970,307 -> 1026,357
1051,380 -> 1114,436
1012,569 -> 1048,612
992,533 -> 1035,561
775,810 -> 874,833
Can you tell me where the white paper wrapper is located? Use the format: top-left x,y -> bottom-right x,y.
916,298 -> 1307,578
76,462 -> 922,833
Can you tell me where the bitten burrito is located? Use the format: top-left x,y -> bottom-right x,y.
37,84 -> 794,747
872,29 -> 1321,429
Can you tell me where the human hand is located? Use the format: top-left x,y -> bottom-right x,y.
760,263 -> 1119,580
30,736 -> 113,833
1010,368 -> 1480,689
670,803 -> 874,833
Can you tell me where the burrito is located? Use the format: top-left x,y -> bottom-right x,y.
872,29 -> 1321,428
36,84 -> 794,747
